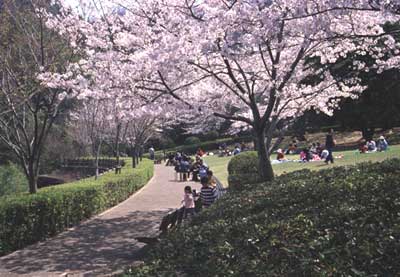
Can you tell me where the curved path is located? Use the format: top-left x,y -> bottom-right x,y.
0,165 -> 201,277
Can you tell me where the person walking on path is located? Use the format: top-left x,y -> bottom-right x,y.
149,146 -> 155,160
325,129 -> 335,164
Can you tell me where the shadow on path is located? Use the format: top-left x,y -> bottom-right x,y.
0,210 -> 169,276
0,165 -> 200,276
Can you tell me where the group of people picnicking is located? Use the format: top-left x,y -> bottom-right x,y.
218,142 -> 246,157
359,136 -> 389,153
155,130 -> 391,220
275,130 -> 390,164
166,151 -> 219,219
274,129 -> 337,164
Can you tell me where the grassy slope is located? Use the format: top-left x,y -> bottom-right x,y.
204,145 -> 400,186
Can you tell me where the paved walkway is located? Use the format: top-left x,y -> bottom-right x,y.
0,165 -> 201,277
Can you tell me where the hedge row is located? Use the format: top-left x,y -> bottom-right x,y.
0,159 -> 154,256
127,159 -> 400,276
145,136 -> 254,157
62,157 -> 126,168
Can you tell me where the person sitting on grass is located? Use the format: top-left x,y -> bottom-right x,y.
377,136 -> 389,151
320,149 -> 329,160
233,145 -> 241,155
197,148 -> 205,157
200,177 -> 216,208
359,141 -> 368,153
207,170 -> 217,188
300,148 -> 312,162
310,143 -> 318,155
190,156 -> 201,181
182,186 -> 196,219
199,165 -> 208,180
276,149 -> 286,161
367,139 -> 377,152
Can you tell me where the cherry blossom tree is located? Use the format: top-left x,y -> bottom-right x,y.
71,98 -> 112,179
42,0 -> 400,181
0,0 -> 80,193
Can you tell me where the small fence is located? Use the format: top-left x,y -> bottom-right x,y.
62,158 -> 125,169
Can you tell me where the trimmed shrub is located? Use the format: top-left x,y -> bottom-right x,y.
184,136 -> 201,145
0,163 -> 27,197
150,136 -> 253,156
127,159 -> 400,276
160,137 -> 176,149
227,151 -> 261,189
0,159 -> 153,256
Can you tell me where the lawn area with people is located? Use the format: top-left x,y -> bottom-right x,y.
204,144 -> 400,186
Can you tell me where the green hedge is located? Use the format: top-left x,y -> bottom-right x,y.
184,136 -> 201,145
150,136 -> 253,156
227,151 -> 261,189
0,163 -> 28,197
0,159 -> 153,256
127,159 -> 400,276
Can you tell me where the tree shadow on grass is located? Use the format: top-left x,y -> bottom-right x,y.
0,210 -> 171,276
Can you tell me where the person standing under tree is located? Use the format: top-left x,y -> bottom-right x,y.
149,146 -> 155,160
325,129 -> 335,164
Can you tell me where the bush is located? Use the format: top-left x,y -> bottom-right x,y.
0,163 -> 27,197
159,137 -> 176,149
0,159 -> 153,256
127,159 -> 400,276
164,136 -> 253,155
227,151 -> 261,189
203,131 -> 219,141
184,136 -> 201,145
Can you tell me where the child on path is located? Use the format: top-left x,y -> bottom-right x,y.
200,177 -> 216,208
182,186 -> 196,218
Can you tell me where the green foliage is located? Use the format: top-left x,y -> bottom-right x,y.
159,137 -> 176,149
227,151 -> 261,189
0,163 -> 28,197
184,136 -> 201,145
127,159 -> 400,276
0,159 -> 153,256
161,136 -> 253,155
203,130 -> 219,141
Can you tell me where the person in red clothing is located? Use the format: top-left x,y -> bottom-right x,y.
196,148 -> 205,157
276,149 -> 285,161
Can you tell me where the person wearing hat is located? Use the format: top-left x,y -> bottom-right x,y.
377,136 -> 389,152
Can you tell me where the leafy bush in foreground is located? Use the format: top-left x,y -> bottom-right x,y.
127,159 -> 400,276
0,159 -> 153,256
227,151 -> 260,190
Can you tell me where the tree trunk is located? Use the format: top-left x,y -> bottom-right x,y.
27,162 -> 38,194
253,137 -> 258,151
136,150 -> 140,165
115,123 -> 121,166
255,129 -> 274,182
94,141 -> 102,180
132,145 -> 136,168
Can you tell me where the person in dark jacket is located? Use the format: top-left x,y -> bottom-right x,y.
325,129 -> 335,164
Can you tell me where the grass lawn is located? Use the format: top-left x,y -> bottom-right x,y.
204,144 -> 400,186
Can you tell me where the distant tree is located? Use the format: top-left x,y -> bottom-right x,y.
0,0 -> 78,193
334,68 -> 400,139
